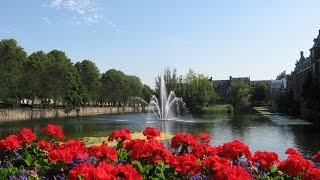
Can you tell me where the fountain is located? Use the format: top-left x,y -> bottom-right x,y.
148,75 -> 189,120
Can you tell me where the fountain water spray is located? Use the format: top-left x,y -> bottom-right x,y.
148,75 -> 189,120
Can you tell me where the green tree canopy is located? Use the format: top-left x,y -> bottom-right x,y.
126,75 -> 143,98
100,69 -> 144,106
141,84 -> 155,102
0,39 -> 27,108
75,60 -> 101,103
46,50 -> 86,111
23,51 -> 50,107
227,80 -> 252,111
155,67 -> 178,97
252,83 -> 269,101
175,69 -> 217,112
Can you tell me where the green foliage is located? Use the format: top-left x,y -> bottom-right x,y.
141,84 -> 155,102
132,160 -> 176,180
175,69 -> 218,112
47,50 -> 86,111
101,69 -> 128,104
100,69 -> 143,106
155,68 -> 218,113
75,60 -> 101,103
23,51 -> 50,108
155,67 -> 178,97
227,80 -> 252,111
126,75 -> 143,98
201,104 -> 234,114
252,83 -> 269,101
117,149 -> 130,161
0,39 -> 28,108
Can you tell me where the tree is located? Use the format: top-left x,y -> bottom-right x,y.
0,39 -> 27,108
23,51 -> 50,108
75,60 -> 101,104
227,80 -> 252,111
252,83 -> 269,101
126,75 -> 143,98
175,69 -> 217,112
100,69 -> 128,105
155,67 -> 178,97
141,84 -> 155,102
46,50 -> 86,111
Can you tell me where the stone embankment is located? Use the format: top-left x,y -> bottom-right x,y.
0,106 -> 145,121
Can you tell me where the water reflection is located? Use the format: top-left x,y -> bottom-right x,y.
0,113 -> 319,160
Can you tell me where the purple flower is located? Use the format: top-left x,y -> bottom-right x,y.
253,162 -> 260,167
14,151 -> 21,160
68,155 -> 90,168
54,174 -> 66,180
191,174 -> 208,180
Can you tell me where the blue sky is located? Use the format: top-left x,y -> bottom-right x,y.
1,0 -> 320,87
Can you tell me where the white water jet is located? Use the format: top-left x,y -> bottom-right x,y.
148,75 -> 189,120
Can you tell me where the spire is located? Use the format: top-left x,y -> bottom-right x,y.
312,30 -> 320,48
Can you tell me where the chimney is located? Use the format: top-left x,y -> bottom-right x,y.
300,51 -> 304,58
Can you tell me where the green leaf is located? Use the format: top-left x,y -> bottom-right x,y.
142,165 -> 153,173
270,165 -> 277,173
132,160 -> 144,173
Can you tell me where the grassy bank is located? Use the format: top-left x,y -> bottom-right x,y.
201,104 -> 234,114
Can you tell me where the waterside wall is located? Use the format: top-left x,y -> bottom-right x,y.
0,106 -> 145,121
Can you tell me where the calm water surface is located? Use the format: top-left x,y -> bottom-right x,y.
0,113 -> 319,160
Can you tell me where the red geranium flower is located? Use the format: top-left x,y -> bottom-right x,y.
68,163 -> 95,180
18,128 -> 37,143
108,128 -> 131,143
89,142 -> 118,162
41,124 -> 65,140
114,163 -> 142,180
303,167 -> 320,180
199,132 -> 211,144
285,147 -> 301,156
214,165 -> 251,180
191,143 -> 218,159
48,140 -> 88,163
312,151 -> 320,160
0,134 -> 21,151
168,154 -> 200,175
143,127 -> 161,140
252,151 -> 279,169
278,153 -> 313,177
202,156 -> 230,172
171,132 -> 198,149
127,139 -> 170,164
217,140 -> 252,161
36,140 -> 53,151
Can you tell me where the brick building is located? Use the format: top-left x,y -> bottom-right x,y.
285,30 -> 320,122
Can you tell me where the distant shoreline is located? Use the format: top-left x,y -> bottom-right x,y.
0,106 -> 144,121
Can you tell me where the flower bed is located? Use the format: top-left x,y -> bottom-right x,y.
0,124 -> 320,179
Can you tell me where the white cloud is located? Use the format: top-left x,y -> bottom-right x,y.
44,0 -> 103,25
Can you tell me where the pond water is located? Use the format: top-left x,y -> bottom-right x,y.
0,112 -> 319,160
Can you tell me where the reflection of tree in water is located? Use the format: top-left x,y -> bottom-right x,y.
163,120 -> 215,136
228,113 -> 252,133
291,126 -> 320,159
